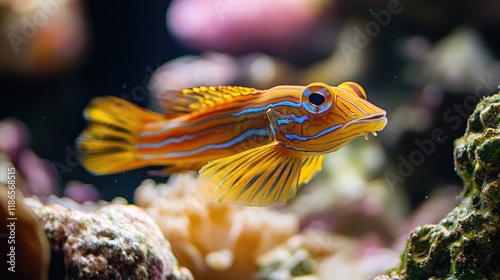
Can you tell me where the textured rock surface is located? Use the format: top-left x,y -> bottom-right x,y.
25,198 -> 193,280
376,93 -> 500,279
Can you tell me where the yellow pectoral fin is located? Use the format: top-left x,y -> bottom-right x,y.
198,142 -> 303,207
298,155 -> 324,185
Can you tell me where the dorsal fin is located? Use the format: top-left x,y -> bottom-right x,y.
156,86 -> 260,117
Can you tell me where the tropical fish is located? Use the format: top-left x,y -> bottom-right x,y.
77,82 -> 387,206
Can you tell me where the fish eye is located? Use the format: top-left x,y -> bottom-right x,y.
309,92 -> 326,106
302,83 -> 335,114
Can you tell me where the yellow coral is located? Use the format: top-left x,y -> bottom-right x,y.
135,173 -> 299,280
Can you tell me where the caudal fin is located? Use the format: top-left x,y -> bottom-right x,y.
77,96 -> 166,174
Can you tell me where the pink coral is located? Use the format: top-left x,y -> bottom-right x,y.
0,120 -> 58,200
167,0 -> 329,56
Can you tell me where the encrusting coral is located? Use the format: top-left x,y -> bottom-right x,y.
24,197 -> 193,280
376,92 -> 500,279
0,184 -> 50,280
135,173 -> 300,280
255,234 -> 317,279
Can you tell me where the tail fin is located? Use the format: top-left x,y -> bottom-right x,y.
77,96 -> 166,174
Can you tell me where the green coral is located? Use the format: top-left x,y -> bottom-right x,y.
255,235 -> 317,280
377,93 -> 500,280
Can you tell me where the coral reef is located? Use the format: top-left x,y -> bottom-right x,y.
0,119 -> 58,200
135,173 -> 299,280
301,229 -> 399,280
0,184 -> 50,280
24,197 -> 192,280
377,93 -> 500,279
255,235 -> 317,280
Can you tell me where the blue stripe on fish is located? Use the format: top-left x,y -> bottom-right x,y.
284,123 -> 343,141
140,128 -> 270,159
277,114 -> 309,125
136,124 -> 234,148
136,129 -> 213,148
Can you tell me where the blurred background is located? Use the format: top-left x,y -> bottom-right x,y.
1,0 -> 500,278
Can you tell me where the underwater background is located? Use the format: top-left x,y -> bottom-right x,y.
1,0 -> 500,279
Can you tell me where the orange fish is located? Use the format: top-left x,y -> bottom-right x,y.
77,82 -> 387,206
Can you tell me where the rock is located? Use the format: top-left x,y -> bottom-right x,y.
24,198 -> 193,280
376,93 -> 500,279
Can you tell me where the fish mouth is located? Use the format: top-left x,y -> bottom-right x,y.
342,112 -> 387,140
